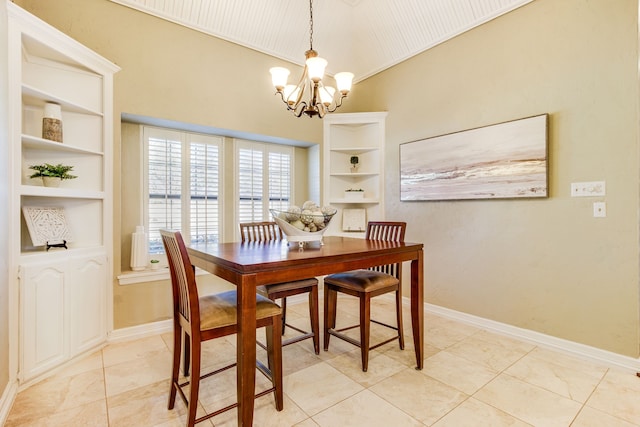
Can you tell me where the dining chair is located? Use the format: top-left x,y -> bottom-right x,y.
239,221 -> 320,354
323,221 -> 406,372
160,229 -> 283,426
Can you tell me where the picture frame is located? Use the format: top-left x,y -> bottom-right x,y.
400,114 -> 548,201
342,208 -> 366,232
22,206 -> 72,248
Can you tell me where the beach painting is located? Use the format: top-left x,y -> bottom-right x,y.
400,114 -> 548,201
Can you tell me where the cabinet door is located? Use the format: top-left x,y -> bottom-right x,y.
20,262 -> 67,381
68,254 -> 107,356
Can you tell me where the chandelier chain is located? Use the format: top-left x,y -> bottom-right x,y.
308,0 -> 314,50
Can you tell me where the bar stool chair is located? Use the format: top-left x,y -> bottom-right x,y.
240,221 -> 320,354
323,221 -> 406,372
160,229 -> 283,426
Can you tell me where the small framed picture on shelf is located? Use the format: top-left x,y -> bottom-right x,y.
342,208 -> 366,232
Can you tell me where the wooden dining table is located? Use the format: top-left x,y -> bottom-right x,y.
187,235 -> 424,426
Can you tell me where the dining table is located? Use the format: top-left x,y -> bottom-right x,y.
187,235 -> 424,426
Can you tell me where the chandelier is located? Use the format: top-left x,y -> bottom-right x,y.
269,0 -> 354,118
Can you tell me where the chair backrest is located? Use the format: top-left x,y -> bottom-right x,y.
160,229 -> 201,332
365,221 -> 407,280
239,221 -> 283,243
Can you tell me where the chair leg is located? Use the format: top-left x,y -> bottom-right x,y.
396,289 -> 405,350
280,297 -> 287,335
324,286 -> 337,351
360,294 -> 371,372
266,316 -> 284,411
309,286 -> 320,355
168,324 -> 181,410
186,337 -> 201,426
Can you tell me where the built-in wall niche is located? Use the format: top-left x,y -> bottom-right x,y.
20,197 -> 104,254
21,148 -> 103,191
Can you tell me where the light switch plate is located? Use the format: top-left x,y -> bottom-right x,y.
593,202 -> 606,217
571,181 -> 606,197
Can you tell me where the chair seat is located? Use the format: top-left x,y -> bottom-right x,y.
258,278 -> 319,296
199,290 -> 282,330
325,269 -> 398,293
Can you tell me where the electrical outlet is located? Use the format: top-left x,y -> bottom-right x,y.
593,202 -> 606,218
571,181 -> 606,197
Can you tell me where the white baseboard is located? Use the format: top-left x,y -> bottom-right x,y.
108,319 -> 173,343
424,302 -> 640,372
0,379 -> 18,426
107,297 -> 640,373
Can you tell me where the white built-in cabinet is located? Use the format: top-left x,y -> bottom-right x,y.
7,2 -> 119,382
322,112 -> 387,237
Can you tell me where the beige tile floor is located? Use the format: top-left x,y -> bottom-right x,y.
6,294 -> 640,426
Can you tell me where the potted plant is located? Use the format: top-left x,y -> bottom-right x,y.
29,163 -> 77,187
150,259 -> 160,270
350,155 -> 359,172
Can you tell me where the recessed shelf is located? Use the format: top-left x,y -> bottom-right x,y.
22,84 -> 103,116
329,147 -> 379,154
20,185 -> 104,199
22,134 -> 104,156
329,198 -> 380,204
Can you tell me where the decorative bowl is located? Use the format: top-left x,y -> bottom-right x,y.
270,207 -> 337,248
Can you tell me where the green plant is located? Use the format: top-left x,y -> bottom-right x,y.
150,259 -> 160,264
29,163 -> 77,180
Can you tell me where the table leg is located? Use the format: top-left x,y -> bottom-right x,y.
411,250 -> 424,370
237,274 -> 257,426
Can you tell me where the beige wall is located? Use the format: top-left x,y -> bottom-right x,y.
15,0 -> 640,357
351,0 -> 640,356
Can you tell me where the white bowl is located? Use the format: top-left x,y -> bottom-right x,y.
270,208 -> 337,247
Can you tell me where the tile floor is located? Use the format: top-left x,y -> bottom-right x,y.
6,294 -> 640,426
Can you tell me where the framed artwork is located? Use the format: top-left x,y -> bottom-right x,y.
342,208 -> 366,232
400,114 -> 548,201
22,206 -> 72,247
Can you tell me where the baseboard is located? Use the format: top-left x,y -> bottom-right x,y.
107,297 -> 640,373
0,379 -> 18,426
108,319 -> 172,343
424,302 -> 640,372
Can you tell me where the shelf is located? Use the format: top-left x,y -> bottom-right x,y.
329,198 -> 380,204
20,185 -> 104,199
22,134 -> 104,155
330,172 -> 379,177
19,246 -> 105,260
22,84 -> 103,116
329,147 -> 379,154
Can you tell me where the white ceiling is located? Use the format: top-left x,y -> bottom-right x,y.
109,0 -> 533,82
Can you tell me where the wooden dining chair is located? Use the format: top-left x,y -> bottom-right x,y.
160,229 -> 283,426
239,221 -> 320,354
323,221 -> 406,372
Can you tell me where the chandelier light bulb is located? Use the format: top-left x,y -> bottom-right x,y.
306,57 -> 327,82
320,86 -> 335,106
270,67 -> 290,90
334,72 -> 354,94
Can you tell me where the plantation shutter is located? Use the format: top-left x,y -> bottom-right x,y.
147,129 -> 182,253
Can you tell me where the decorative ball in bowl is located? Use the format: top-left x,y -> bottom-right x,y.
270,202 -> 337,248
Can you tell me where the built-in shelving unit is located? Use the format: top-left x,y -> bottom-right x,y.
7,2 -> 119,382
322,112 -> 387,237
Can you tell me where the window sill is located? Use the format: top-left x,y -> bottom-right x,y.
117,267 -> 208,285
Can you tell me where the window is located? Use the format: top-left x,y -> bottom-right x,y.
144,126 -> 222,254
235,140 -> 293,224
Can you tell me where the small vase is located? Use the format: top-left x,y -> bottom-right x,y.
42,176 -> 61,187
150,263 -> 160,270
